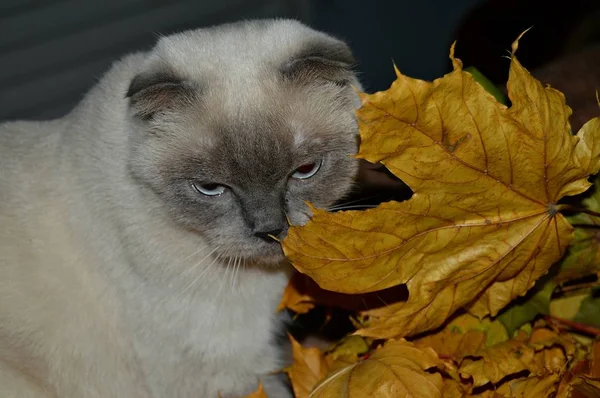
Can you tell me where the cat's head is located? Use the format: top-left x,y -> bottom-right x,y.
126,19 -> 360,265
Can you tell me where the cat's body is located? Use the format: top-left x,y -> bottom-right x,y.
0,20 -> 360,397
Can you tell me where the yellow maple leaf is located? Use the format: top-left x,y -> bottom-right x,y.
285,334 -> 330,398
282,34 -> 600,339
309,339 -> 444,397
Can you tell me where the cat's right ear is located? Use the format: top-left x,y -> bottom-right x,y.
125,70 -> 196,120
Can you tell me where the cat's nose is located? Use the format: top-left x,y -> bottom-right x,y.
254,229 -> 284,242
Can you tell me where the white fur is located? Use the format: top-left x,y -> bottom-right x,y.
0,20 -> 352,398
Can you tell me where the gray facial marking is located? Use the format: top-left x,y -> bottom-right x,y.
280,39 -> 357,85
126,20 -> 361,265
125,69 -> 200,121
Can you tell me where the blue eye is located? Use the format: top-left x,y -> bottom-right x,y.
292,160 -> 322,179
191,182 -> 226,196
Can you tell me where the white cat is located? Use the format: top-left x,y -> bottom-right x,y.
0,19 -> 361,397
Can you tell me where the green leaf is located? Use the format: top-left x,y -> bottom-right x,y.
573,289 -> 600,328
464,66 -> 509,105
497,278 -> 556,335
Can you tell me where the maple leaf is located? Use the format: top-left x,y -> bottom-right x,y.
285,334 -> 330,398
308,339 -> 444,398
282,34 -> 600,339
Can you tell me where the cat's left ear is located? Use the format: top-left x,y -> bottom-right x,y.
125,68 -> 197,120
281,37 -> 357,86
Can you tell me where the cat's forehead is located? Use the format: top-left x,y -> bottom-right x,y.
154,19 -> 330,82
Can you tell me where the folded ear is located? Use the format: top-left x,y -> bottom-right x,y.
281,37 -> 357,85
125,69 -> 197,120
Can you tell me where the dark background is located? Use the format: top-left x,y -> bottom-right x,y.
1,0 -> 599,122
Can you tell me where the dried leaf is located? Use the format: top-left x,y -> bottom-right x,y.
286,334 -> 330,398
309,339 -> 444,397
441,378 -> 470,398
278,272 -> 409,314
494,373 -> 560,397
459,326 -> 574,388
283,35 -> 600,340
242,380 -> 268,398
460,337 -> 535,387
325,335 -> 370,362
277,273 -> 316,314
556,341 -> 600,398
412,313 -> 507,360
570,375 -> 600,397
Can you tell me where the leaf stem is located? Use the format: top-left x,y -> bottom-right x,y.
543,315 -> 600,337
559,204 -> 600,219
556,281 -> 600,294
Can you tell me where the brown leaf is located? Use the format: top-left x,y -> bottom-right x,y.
282,35 -> 600,339
324,335 -> 370,362
277,273 -> 316,314
571,375 -> 600,397
558,341 -> 600,398
494,373 -> 560,397
285,334 -> 330,398
460,337 -> 536,387
412,313 -> 507,360
278,272 -> 409,314
309,339 -> 444,397
459,326 -> 575,388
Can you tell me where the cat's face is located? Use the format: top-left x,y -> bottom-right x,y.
126,20 -> 360,264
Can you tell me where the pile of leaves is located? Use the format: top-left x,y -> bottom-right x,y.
247,34 -> 600,397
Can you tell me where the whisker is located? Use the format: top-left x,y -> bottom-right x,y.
180,244 -> 221,279
327,194 -> 383,210
216,256 -> 232,298
177,248 -> 221,298
178,237 -> 219,277
327,204 -> 379,211
208,256 -> 233,334
231,256 -> 241,292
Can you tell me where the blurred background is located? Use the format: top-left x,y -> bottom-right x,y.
1,0 -> 599,125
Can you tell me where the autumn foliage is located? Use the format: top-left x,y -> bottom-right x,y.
247,34 -> 600,397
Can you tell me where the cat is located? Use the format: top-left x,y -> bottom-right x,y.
0,19 -> 361,397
